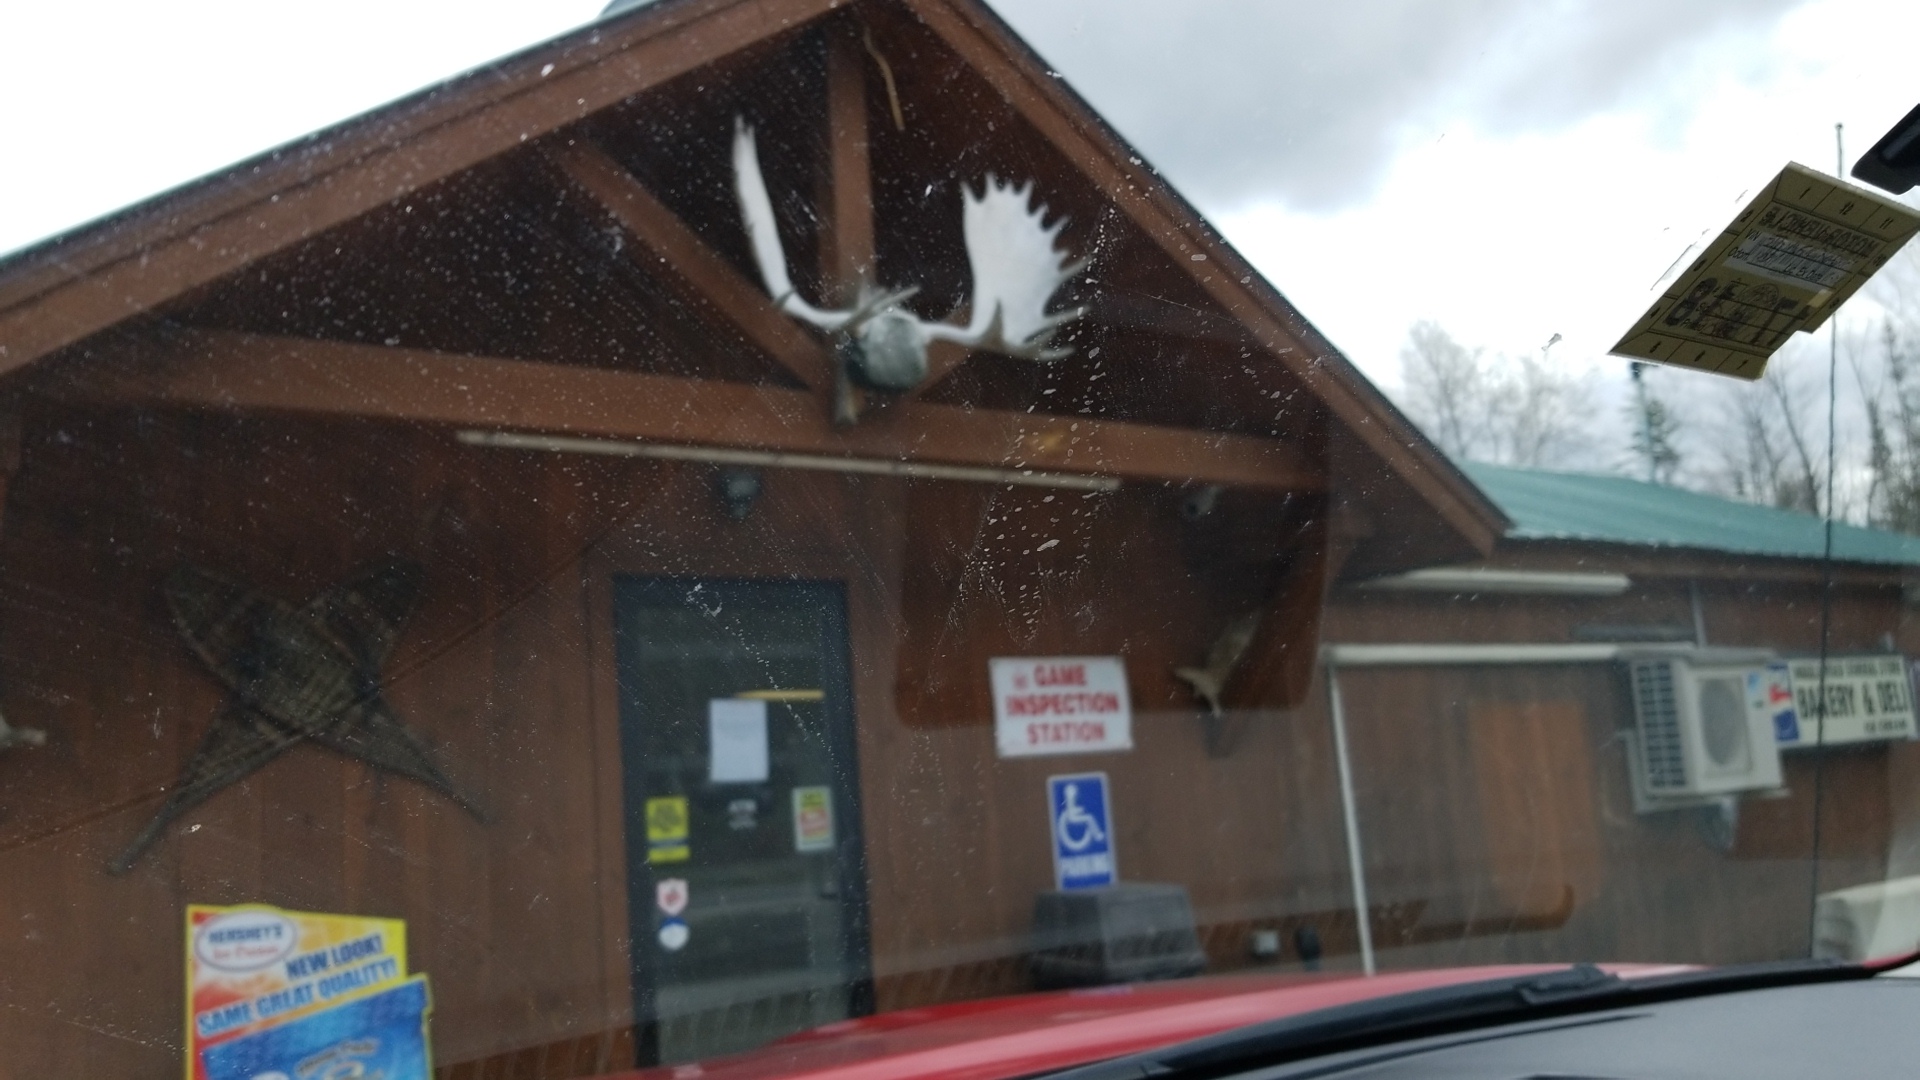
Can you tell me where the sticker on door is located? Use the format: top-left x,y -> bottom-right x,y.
646,796 -> 690,863
655,878 -> 688,917
793,786 -> 835,853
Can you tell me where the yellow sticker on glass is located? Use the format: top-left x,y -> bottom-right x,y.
646,796 -> 690,863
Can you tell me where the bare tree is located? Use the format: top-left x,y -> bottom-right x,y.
1502,354 -> 1594,468
1854,321 -> 1920,532
1398,320 -> 1594,468
1852,243 -> 1920,533
1401,320 -> 1494,461
1711,363 -> 1823,514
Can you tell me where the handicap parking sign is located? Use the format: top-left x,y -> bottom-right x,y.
1048,772 -> 1116,890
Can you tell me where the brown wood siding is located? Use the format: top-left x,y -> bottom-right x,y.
1313,556 -> 1911,969
1469,699 -> 1604,918
0,404 -> 1355,1076
2,396 -> 1914,1078
1279,660 -> 1891,970
0,407 -> 650,1075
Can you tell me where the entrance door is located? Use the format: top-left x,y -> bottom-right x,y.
613,577 -> 871,1065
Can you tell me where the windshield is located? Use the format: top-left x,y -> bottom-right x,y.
4,2 -> 1920,1078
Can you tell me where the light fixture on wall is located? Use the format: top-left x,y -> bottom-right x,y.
1355,566 -> 1631,596
1180,484 -> 1224,522
0,711 -> 45,751
717,468 -> 763,520
1698,796 -> 1739,855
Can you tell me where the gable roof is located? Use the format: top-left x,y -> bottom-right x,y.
1466,462 -> 1920,568
0,0 -> 1505,562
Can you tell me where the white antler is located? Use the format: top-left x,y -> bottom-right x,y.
729,117 -> 1085,389
732,119 -> 854,331
925,177 -> 1086,360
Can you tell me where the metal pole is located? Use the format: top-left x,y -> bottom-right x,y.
1630,362 -> 1656,483
1326,664 -> 1375,975
1807,122 -> 1844,946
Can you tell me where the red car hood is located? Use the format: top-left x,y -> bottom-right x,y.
608,965 -> 1690,1080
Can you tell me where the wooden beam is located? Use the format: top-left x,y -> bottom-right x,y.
546,140 -> 833,392
0,395 -> 24,539
819,22 -> 876,303
1086,292 -> 1251,346
1222,503 -> 1357,711
911,293 -> 1248,402
50,330 -> 1324,493
909,340 -> 972,400
0,0 -> 845,375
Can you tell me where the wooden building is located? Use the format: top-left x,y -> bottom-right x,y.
1317,464 -> 1920,974
0,0 -> 1504,1076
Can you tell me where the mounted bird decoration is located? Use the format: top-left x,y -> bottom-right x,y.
108,561 -> 485,874
1175,608 -> 1264,718
1177,608 -> 1265,758
732,118 -> 1087,422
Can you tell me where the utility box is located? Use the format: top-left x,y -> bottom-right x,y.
1029,883 -> 1208,989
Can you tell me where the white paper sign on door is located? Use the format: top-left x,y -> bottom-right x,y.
990,657 -> 1133,758
709,698 -> 770,782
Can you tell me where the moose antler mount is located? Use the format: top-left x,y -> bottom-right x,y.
732,118 -> 1088,423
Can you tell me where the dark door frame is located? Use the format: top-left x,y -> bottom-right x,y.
611,575 -> 874,1066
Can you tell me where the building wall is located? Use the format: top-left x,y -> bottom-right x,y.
0,407 -> 643,1076
1312,550 -> 1917,970
6,401 -> 1914,1078
0,405 -> 1352,1077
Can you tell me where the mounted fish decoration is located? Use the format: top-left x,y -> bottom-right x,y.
732,118 -> 1086,419
108,561 -> 485,874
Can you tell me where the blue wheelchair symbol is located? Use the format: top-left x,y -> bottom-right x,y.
1048,773 -> 1116,890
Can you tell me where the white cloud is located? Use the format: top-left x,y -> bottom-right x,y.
1213,0 -> 1920,396
0,0 -> 605,256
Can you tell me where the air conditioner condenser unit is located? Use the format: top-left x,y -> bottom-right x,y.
1625,653 -> 1784,804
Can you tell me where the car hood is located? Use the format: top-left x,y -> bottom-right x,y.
605,965 -> 1689,1080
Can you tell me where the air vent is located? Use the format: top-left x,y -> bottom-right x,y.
1631,661 -> 1686,791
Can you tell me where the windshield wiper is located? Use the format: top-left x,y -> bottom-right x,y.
1049,959 -> 1868,1080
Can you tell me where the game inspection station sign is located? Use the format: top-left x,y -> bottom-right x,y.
991,656 -> 1133,758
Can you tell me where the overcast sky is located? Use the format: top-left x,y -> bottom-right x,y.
4,0 -> 1918,407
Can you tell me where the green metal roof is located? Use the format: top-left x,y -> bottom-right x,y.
1462,463 -> 1920,568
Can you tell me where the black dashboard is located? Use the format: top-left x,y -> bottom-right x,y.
1241,976 -> 1920,1079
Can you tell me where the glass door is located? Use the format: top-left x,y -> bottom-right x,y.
613,577 -> 870,1065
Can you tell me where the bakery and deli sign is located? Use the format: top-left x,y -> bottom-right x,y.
990,657 -> 1133,757
1777,654 -> 1917,748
